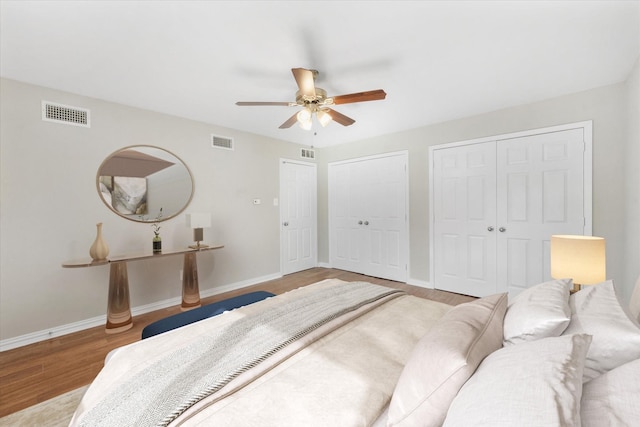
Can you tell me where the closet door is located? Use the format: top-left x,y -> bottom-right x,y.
330,160 -> 367,271
433,142 -> 498,296
497,128 -> 585,295
329,152 -> 408,282
431,124 -> 589,298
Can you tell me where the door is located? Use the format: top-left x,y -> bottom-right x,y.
431,124 -> 590,297
280,159 -> 317,275
497,128 -> 586,295
330,152 -> 408,282
432,141 -> 498,296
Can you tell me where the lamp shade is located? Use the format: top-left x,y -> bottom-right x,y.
550,235 -> 606,285
186,213 -> 211,229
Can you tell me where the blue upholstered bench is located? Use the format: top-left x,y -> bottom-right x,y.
141,291 -> 275,339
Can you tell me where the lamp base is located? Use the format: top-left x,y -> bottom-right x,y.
188,242 -> 209,249
571,282 -> 581,294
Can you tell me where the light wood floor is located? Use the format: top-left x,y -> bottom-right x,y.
0,267 -> 474,417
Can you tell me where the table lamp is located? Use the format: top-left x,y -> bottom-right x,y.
186,213 -> 211,249
550,235 -> 606,293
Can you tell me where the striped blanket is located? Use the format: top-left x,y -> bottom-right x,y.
78,281 -> 404,427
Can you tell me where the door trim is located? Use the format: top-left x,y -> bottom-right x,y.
279,158 -> 318,275
428,121 -> 593,290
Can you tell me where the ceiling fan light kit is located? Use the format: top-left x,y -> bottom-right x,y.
236,68 -> 386,131
316,108 -> 332,127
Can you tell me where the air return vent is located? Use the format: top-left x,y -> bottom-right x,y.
41,101 -> 90,127
301,148 -> 315,159
211,134 -> 234,150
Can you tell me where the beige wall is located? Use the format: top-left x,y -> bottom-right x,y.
1,61 -> 638,345
0,78 -> 309,344
624,56 -> 640,297
318,64 -> 639,302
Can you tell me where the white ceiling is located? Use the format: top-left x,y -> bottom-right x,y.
1,1 -> 639,147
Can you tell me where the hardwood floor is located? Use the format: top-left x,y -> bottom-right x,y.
0,267 -> 474,417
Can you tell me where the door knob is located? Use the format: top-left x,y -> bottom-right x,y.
487,226 -> 494,232
364,221 -> 369,225
499,227 -> 506,232
358,220 -> 363,225
283,222 -> 289,227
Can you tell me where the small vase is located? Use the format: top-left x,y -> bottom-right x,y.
89,223 -> 109,261
153,234 -> 162,253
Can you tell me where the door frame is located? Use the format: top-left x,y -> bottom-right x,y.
279,158 -> 318,275
428,121 -> 593,290
328,150 -> 410,281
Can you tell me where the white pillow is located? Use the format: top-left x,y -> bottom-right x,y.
562,280 -> 640,381
443,334 -> 591,427
503,278 -> 572,345
581,358 -> 640,427
387,293 -> 507,427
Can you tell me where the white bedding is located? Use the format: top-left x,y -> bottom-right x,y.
70,279 -> 452,426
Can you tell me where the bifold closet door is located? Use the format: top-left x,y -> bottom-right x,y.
329,153 -> 408,282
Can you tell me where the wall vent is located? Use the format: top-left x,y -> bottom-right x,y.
301,148 -> 315,159
211,134 -> 234,150
41,101 -> 90,127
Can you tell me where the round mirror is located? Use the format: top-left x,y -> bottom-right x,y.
96,145 -> 194,223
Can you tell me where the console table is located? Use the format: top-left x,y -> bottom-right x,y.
62,244 -> 224,333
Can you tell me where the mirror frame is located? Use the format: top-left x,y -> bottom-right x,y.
96,145 -> 194,223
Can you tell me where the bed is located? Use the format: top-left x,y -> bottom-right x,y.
70,277 -> 640,426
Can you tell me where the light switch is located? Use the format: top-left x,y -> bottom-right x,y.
273,198 -> 279,206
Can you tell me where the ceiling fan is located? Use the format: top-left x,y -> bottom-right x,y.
236,68 -> 386,130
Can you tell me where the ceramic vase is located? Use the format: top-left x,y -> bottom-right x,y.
90,222 -> 110,261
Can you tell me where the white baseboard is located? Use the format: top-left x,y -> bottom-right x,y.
407,277 -> 432,288
0,272 -> 283,352
317,262 -> 331,268
0,314 -> 109,353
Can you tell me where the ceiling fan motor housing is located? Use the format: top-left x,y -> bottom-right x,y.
296,87 -> 331,106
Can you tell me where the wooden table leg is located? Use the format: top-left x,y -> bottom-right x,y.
105,262 -> 133,333
182,252 -> 202,311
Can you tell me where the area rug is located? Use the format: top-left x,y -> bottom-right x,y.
0,385 -> 87,427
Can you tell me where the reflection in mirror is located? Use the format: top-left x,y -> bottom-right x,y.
97,146 -> 194,223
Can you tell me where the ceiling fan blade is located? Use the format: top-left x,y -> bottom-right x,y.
292,68 -> 316,98
279,113 -> 299,129
332,89 -> 387,105
327,108 -> 355,126
236,102 -> 290,106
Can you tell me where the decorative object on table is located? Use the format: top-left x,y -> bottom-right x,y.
550,234 -> 606,292
152,233 -> 162,253
89,222 -> 109,261
151,208 -> 163,253
186,213 -> 211,249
